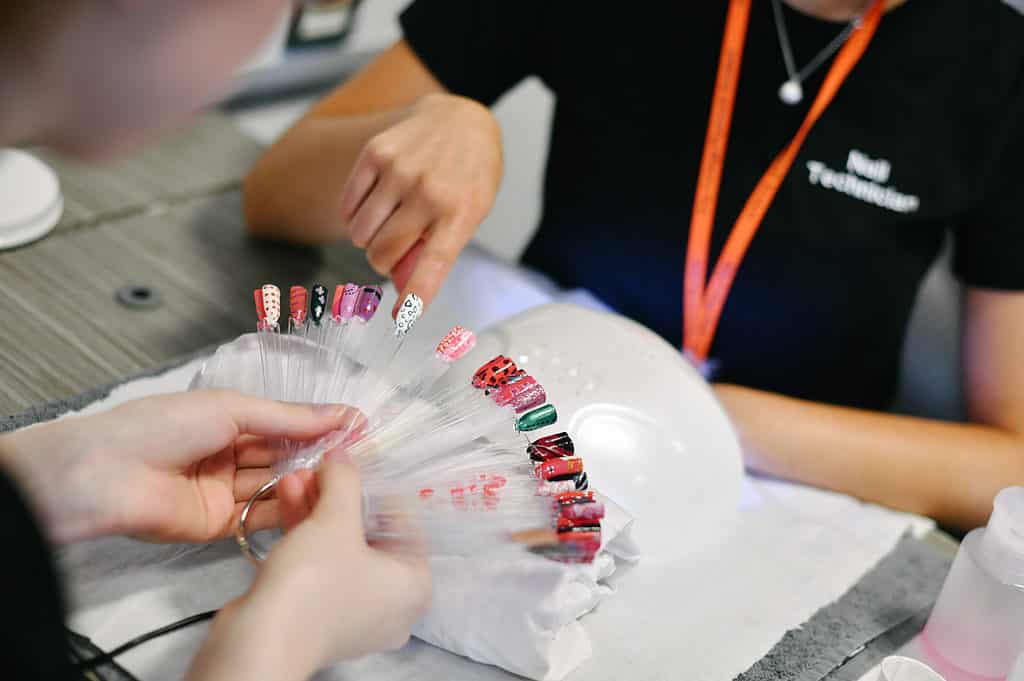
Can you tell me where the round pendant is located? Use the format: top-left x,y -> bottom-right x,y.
778,79 -> 803,105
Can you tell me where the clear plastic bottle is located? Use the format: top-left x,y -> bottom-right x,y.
921,487 -> 1024,680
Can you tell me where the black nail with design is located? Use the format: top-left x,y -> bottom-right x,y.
310,284 -> 327,325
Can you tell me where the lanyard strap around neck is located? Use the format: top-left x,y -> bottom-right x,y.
683,0 -> 885,363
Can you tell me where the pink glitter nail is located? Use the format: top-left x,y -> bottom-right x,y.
492,376 -> 547,413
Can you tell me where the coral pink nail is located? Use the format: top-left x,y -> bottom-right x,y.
290,286 -> 308,325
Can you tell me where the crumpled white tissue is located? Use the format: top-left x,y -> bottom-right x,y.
412,496 -> 638,681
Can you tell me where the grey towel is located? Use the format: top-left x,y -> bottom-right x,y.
736,534 -> 953,681
1,348 -> 210,433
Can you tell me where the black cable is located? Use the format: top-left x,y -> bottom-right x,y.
73,609 -> 218,671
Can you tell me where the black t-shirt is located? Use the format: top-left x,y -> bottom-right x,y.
0,468 -> 78,679
400,0 -> 1024,410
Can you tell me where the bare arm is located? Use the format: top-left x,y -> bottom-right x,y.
715,287 -> 1024,530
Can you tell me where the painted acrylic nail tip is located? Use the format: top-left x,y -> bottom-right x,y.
557,517 -> 601,533
337,283 -> 360,320
331,285 -> 344,320
254,288 -> 267,321
558,529 -> 601,555
529,445 -> 571,462
436,325 -> 476,361
534,457 -> 584,481
516,403 -> 557,432
473,355 -> 520,389
394,293 -> 423,336
532,432 -> 574,454
310,284 -> 327,325
355,285 -> 383,322
561,501 -> 605,522
537,480 -> 576,496
289,286 -> 308,325
261,284 -> 281,327
555,491 -> 595,507
492,376 -> 547,413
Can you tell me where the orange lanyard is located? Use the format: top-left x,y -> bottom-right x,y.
683,0 -> 885,364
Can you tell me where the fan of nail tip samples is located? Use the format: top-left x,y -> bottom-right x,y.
194,283 -> 604,563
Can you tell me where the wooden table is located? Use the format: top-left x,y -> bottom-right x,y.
0,114 -> 375,417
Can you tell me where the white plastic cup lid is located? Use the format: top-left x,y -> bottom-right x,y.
877,656 -> 946,681
0,148 -> 63,250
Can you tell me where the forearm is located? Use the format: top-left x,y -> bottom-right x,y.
243,109 -> 407,243
714,384 -> 1024,529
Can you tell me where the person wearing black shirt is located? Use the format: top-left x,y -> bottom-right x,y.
247,0 -> 1024,529
0,3 -> 429,679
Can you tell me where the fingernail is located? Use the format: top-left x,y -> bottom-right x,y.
355,285 -> 383,322
261,284 -> 281,327
435,326 -> 476,362
334,283 -> 360,320
289,286 -> 308,325
394,293 -> 423,337
472,355 -> 519,389
492,375 -> 546,413
515,404 -> 557,432
349,218 -> 368,246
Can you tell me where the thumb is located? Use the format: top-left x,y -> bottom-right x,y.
313,448 -> 365,538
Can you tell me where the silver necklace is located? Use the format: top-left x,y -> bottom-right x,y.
770,0 -> 862,105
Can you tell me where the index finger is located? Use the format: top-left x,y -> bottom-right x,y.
391,218 -> 471,317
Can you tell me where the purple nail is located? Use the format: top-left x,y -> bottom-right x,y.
355,285 -> 383,322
